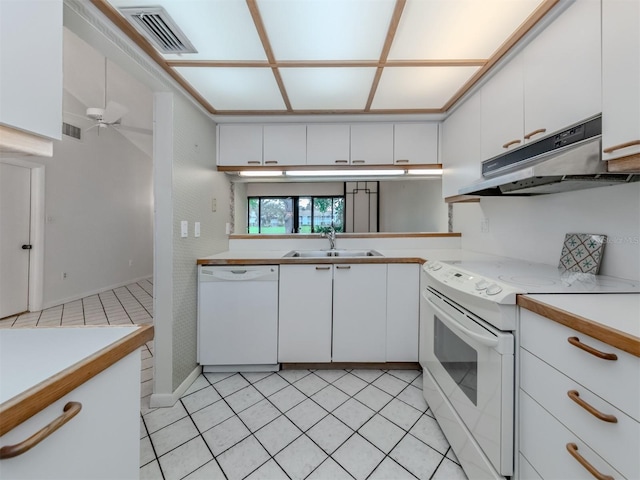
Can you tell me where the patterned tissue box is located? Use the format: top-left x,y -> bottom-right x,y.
558,233 -> 607,274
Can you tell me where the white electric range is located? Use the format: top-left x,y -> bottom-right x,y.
419,258 -> 639,479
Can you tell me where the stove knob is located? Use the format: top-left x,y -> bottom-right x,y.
486,284 -> 503,295
475,280 -> 490,290
430,263 -> 442,271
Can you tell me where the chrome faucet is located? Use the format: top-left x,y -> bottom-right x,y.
323,225 -> 336,250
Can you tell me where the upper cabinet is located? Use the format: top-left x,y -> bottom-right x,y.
0,0 -> 62,147
522,0 -> 601,142
350,123 -> 394,165
263,125 -> 307,166
601,0 -> 640,162
306,124 -> 350,165
394,123 -> 439,165
217,124 -> 263,166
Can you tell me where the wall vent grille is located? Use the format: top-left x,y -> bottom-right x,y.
119,6 -> 197,54
62,122 -> 82,140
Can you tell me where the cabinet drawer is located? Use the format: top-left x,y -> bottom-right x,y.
520,391 -> 624,480
521,348 -> 639,479
520,309 -> 640,421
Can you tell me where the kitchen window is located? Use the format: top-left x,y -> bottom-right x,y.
248,196 -> 344,234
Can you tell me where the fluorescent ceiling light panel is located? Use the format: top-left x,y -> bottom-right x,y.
407,169 -> 443,175
257,0 -> 396,60
286,170 -> 404,177
280,67 -> 377,110
389,0 -> 542,59
175,67 -> 286,110
108,0 -> 267,61
238,171 -> 284,177
371,66 -> 480,109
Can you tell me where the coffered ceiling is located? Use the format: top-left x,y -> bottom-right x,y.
92,0 -> 558,116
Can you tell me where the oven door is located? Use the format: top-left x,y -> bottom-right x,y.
420,286 -> 514,475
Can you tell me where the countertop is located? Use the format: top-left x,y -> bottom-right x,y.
0,325 -> 153,435
518,294 -> 640,357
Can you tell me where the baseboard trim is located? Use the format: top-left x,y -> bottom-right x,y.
150,364 -> 202,408
42,275 -> 153,310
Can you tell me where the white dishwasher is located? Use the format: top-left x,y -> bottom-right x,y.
198,265 -> 279,372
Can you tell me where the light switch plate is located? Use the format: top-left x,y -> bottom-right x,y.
194,222 -> 201,237
181,221 -> 188,238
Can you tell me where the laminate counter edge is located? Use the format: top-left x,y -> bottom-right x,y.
517,295 -> 639,357
198,256 -> 427,266
0,325 -> 154,436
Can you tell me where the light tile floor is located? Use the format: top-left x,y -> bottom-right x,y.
0,280 -> 467,480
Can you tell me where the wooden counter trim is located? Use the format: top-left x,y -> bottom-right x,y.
229,232 -> 461,240
517,296 -> 639,357
606,154 -> 640,173
198,257 -> 427,266
0,125 -> 53,157
0,325 -> 154,436
444,195 -> 481,204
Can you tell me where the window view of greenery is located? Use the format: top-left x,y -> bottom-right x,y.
248,196 -> 344,234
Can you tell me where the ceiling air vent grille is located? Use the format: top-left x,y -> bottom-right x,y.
119,6 -> 197,54
62,122 -> 81,140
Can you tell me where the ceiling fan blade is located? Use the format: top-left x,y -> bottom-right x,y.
102,101 -> 128,124
113,124 -> 153,135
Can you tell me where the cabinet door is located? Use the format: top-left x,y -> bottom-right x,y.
278,265 -> 333,362
217,124 -> 263,166
480,56 -> 524,160
332,264 -> 387,362
523,0 -> 601,141
602,0 -> 640,160
306,124 -> 350,165
263,125 -> 307,166
386,264 -> 419,361
441,93 -> 482,198
0,0 -> 62,140
393,123 -> 439,165
350,124 -> 394,165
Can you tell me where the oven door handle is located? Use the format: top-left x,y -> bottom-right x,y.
425,292 -> 499,348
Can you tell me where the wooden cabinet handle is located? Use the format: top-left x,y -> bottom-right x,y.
247,161 -> 261,165
524,128 -> 547,140
603,140 -> 640,154
568,337 -> 618,361
0,402 -> 82,459
567,390 -> 617,423
566,443 -> 614,480
264,160 -> 278,165
334,160 -> 348,164
395,159 -> 410,163
352,160 -> 365,164
502,139 -> 521,149
315,266 -> 331,270
336,265 -> 351,269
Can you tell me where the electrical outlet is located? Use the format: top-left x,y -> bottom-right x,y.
181,220 -> 188,238
211,198 -> 217,212
194,222 -> 201,238
480,217 -> 490,233
62,272 -> 67,280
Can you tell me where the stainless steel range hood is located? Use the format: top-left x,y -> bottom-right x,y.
459,115 -> 639,196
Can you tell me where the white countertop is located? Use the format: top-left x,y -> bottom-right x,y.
523,294 -> 640,340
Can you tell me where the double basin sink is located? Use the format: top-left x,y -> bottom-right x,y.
283,249 -> 383,258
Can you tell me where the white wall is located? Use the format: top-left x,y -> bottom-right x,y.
40,92 -> 153,308
453,182 -> 640,280
379,179 -> 447,232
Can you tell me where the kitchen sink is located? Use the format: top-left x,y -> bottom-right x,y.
283,249 -> 383,258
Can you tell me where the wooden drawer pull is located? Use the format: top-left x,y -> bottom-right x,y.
603,140 -> 640,154
502,139 -> 521,149
524,128 -> 547,140
334,160 -> 348,164
247,161 -> 261,165
352,160 -> 365,164
264,160 -> 278,165
567,390 -> 618,423
315,266 -> 331,270
0,402 -> 82,459
568,337 -> 618,360
336,265 -> 351,269
566,443 -> 614,480
395,159 -> 410,163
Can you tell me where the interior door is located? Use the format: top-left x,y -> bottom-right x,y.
0,163 -> 31,318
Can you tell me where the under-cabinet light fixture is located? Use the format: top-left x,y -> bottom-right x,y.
285,169 -> 404,177
238,170 -> 284,177
406,169 -> 443,175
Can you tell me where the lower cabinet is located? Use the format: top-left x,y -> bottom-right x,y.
386,264 -> 419,362
278,264 -> 333,363
332,264 -> 387,362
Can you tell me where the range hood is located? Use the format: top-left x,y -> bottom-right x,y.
459,115 -> 639,196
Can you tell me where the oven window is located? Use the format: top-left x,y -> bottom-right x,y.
434,315 -> 478,405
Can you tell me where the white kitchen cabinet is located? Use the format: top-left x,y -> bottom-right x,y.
522,0 -> 601,142
0,0 -> 62,141
480,56 -> 524,160
332,264 -> 387,362
217,124 -> 263,166
519,309 -> 639,479
278,264 -> 333,363
306,124 -> 351,165
263,125 -> 307,166
441,93 -> 482,198
601,0 -> 640,161
350,124 -> 394,165
386,264 -> 419,361
393,123 -> 439,165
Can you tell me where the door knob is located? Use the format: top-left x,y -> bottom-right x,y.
21,245 -> 32,250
